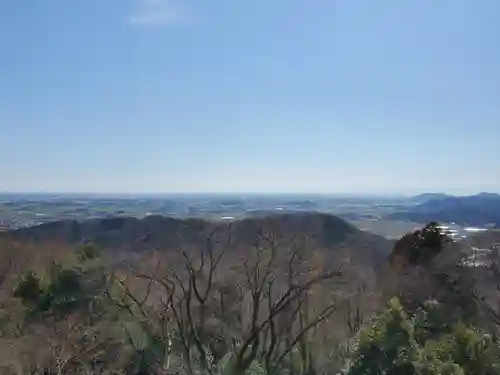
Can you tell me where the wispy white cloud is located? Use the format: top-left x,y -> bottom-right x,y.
129,0 -> 193,26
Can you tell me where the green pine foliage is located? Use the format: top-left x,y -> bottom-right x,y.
76,242 -> 101,262
406,222 -> 451,265
346,298 -> 500,375
13,271 -> 42,306
347,297 -> 418,375
12,244 -> 105,321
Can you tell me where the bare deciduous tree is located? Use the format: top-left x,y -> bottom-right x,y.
106,226 -> 344,375
471,241 -> 500,332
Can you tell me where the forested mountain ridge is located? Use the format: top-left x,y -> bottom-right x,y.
388,193 -> 500,227
2,213 -> 393,267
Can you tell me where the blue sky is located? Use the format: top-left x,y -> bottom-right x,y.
1,0 -> 499,195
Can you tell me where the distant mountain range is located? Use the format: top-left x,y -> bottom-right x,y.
388,193 -> 500,227
409,193 -> 453,204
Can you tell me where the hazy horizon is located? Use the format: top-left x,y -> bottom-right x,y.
1,0 -> 499,193
0,190 -> 498,198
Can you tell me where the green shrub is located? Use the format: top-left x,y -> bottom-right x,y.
76,242 -> 100,262
347,297 -> 418,375
346,298 -> 500,375
13,271 -> 42,306
13,263 -> 90,319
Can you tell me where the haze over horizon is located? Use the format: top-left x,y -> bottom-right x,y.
1,190 -> 500,198
1,0 -> 499,195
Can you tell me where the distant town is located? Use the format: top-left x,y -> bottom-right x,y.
1,193 -> 497,240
